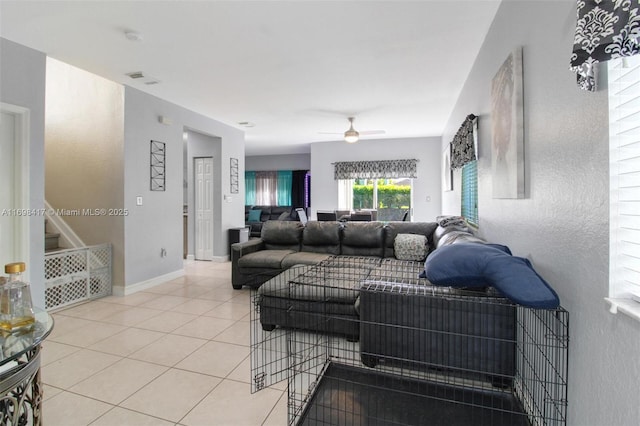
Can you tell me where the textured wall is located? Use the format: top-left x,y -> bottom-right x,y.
441,1 -> 640,425
45,58 -> 125,286
123,87 -> 245,288
246,153 -> 311,171
310,137 -> 442,222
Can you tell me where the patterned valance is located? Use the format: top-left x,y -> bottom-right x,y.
571,0 -> 640,92
450,114 -> 477,169
334,159 -> 418,180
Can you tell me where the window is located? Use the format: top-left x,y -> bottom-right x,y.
608,56 -> 640,312
461,160 -> 478,226
338,178 -> 412,221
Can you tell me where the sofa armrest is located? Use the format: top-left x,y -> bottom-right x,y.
231,238 -> 265,262
231,238 -> 266,289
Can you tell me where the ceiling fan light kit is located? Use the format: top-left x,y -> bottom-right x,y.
344,117 -> 359,143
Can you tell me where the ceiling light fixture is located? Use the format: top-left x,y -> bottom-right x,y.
344,117 -> 359,143
238,121 -> 255,128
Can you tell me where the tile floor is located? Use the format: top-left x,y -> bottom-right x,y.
42,260 -> 288,426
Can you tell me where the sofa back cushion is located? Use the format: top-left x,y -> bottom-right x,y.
384,222 -> 438,257
261,221 -> 303,251
302,222 -> 341,255
341,222 -> 385,257
269,206 -> 292,220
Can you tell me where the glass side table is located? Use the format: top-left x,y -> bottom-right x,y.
0,308 -> 54,426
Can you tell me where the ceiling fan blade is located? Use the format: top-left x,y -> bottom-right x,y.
359,130 -> 386,136
317,132 -> 343,135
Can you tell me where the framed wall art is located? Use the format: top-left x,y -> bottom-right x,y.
230,157 -> 239,194
491,47 -> 524,199
150,140 -> 166,191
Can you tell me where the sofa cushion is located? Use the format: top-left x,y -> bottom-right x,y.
302,221 -> 341,255
424,243 -> 560,308
261,221 -> 303,251
394,233 -> 429,261
384,222 -> 438,257
281,252 -> 333,269
341,222 -> 385,257
247,209 -> 262,222
237,249 -> 295,269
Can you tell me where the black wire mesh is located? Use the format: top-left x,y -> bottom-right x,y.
250,256 -> 568,426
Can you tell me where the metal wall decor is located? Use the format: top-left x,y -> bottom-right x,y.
230,158 -> 239,193
150,140 -> 166,191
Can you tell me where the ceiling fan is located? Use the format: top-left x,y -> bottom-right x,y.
319,117 -> 386,143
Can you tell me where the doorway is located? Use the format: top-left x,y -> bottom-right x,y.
194,157 -> 214,260
0,103 -> 30,271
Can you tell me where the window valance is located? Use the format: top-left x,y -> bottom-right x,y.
450,114 -> 477,169
571,0 -> 640,92
334,159 -> 418,180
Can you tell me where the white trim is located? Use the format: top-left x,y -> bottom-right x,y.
186,254 -> 195,261
44,200 -> 85,248
1,103 -> 30,282
605,298 -> 640,323
113,269 -> 185,296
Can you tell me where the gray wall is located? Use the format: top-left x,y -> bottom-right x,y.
246,153 -> 310,171
0,38 -> 46,308
123,87 -> 245,288
441,1 -> 639,424
310,137 -> 442,221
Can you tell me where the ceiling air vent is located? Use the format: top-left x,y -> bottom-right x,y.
126,71 -> 145,79
125,71 -> 161,86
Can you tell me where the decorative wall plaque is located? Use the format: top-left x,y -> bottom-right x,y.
150,140 -> 166,191
230,157 -> 239,194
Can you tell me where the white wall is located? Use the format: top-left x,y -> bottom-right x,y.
441,1 -> 639,425
246,153 -> 310,171
0,38 -> 46,309
123,87 -> 244,289
310,137 -> 441,221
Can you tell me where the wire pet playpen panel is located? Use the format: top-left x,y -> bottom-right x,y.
250,256 -> 568,425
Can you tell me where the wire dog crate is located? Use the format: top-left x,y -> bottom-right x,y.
250,256 -> 569,425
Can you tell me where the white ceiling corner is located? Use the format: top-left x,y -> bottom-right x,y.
0,0 -> 501,155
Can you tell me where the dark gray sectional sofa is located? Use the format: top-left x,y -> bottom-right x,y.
232,219 -> 516,384
231,220 -> 441,290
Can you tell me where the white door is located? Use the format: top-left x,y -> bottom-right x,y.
194,157 -> 214,260
0,111 -> 16,266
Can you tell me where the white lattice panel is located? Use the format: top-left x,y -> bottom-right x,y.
45,244 -> 112,311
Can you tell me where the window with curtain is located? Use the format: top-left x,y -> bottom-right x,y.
335,160 -> 416,221
245,171 -> 256,206
607,56 -> 640,314
277,170 -> 292,206
246,169 -> 301,206
571,1 -> 640,91
461,160 -> 478,226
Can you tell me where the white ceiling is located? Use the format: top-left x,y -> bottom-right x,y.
0,0 -> 501,155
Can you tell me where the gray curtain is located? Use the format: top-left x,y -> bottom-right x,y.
571,0 -> 640,91
334,159 -> 418,180
255,171 -> 277,205
450,114 -> 477,169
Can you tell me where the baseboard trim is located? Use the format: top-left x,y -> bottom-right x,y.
114,269 -> 185,296
186,254 -> 195,261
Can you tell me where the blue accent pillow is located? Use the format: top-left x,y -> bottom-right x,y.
248,209 -> 262,222
423,243 -> 559,309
